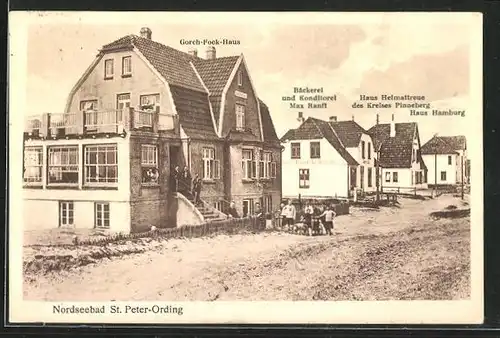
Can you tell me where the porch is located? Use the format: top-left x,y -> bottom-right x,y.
24,108 -> 180,139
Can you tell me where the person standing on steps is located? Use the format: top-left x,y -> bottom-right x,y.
193,175 -> 202,205
181,166 -> 192,198
171,165 -> 180,194
228,201 -> 240,218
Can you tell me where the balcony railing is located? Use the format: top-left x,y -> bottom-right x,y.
24,108 -> 180,138
84,110 -> 123,134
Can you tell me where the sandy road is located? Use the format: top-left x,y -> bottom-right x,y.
24,195 -> 470,301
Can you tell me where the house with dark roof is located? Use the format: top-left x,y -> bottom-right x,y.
421,135 -> 467,186
22,27 -> 281,233
280,114 -> 376,199
367,117 -> 427,190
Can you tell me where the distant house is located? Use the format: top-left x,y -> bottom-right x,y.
420,135 -> 467,186
368,118 -> 427,190
280,115 -> 375,199
22,27 -> 281,233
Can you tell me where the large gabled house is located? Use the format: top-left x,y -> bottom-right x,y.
367,117 -> 427,190
420,135 -> 467,186
280,114 -> 376,199
22,27 -> 281,233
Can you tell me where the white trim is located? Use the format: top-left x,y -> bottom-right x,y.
190,61 -> 220,138
219,55 -> 243,135
179,125 -> 188,139
132,47 -> 179,117
64,55 -> 103,113
240,56 -> 264,142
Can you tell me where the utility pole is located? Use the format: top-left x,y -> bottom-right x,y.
375,114 -> 380,203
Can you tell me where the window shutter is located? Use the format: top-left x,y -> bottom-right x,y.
271,162 -> 276,178
214,160 -> 220,179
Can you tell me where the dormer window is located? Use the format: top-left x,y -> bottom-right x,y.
122,56 -> 132,77
104,59 -> 114,79
237,70 -> 243,86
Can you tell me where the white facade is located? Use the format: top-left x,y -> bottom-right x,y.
345,133 -> 376,192
23,137 -> 132,233
282,138 -> 350,199
422,153 -> 460,185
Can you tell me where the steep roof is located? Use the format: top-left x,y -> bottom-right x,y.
192,56 -> 240,127
280,117 -> 358,165
329,120 -> 368,148
169,85 -> 218,139
420,136 -> 465,155
367,122 -> 418,168
259,99 -> 279,144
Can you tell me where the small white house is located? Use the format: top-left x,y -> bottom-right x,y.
280,116 -> 359,199
421,135 -> 467,186
368,118 -> 428,191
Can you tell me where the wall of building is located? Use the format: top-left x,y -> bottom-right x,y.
282,138 -> 349,199
380,168 -> 412,190
227,144 -> 281,216
220,61 -> 262,140
23,200 -> 131,233
67,50 -> 175,116
422,154 -> 457,185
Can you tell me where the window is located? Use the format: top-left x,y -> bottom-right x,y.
140,94 -> 160,112
368,142 -> 371,159
299,169 -> 310,189
242,149 -> 256,179
448,155 -> 452,165
95,202 -> 110,229
214,201 -> 222,212
104,59 -> 114,79
310,142 -> 320,159
80,100 -> 97,111
385,172 -> 391,182
122,56 -> 132,76
48,146 -> 79,185
291,142 -> 301,159
141,145 -> 159,184
441,171 -> 447,181
259,151 -> 272,179
237,70 -> 243,86
361,141 -> 365,159
23,146 -> 43,184
203,147 -> 220,180
393,172 -> 398,183
270,159 -> 277,178
367,168 -> 373,187
265,196 -> 273,214
59,201 -> 74,227
236,104 -> 245,130
84,144 -> 118,184
243,199 -> 253,217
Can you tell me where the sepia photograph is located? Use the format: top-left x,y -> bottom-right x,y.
8,11 -> 483,324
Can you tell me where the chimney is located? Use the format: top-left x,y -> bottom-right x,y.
390,114 -> 396,137
329,116 -> 337,123
376,114 -> 379,125
140,27 -> 152,40
297,111 -> 305,124
188,48 -> 198,57
352,115 -> 355,121
206,46 -> 216,60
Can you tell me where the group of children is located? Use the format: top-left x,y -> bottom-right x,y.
278,200 -> 337,236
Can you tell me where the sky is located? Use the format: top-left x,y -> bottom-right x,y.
24,13 -> 479,145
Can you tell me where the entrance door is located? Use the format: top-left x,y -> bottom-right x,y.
116,93 -> 131,122
350,167 -> 357,189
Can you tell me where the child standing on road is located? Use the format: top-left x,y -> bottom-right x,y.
319,206 -> 336,235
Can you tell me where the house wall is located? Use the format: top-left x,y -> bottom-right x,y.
67,50 -> 175,116
282,138 -> 349,199
380,168 -> 413,190
345,133 -> 376,192
188,140 -> 226,206
220,61 -> 262,140
128,132 -> 173,232
22,137 -> 132,232
228,144 -> 281,216
422,154 -> 457,185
